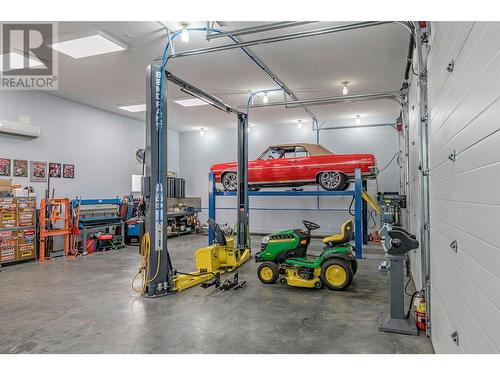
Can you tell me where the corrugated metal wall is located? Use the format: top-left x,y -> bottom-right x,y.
408,21 -> 500,353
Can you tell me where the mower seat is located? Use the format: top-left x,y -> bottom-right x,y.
322,220 -> 354,246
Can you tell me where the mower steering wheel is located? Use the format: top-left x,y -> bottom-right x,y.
302,220 -> 320,232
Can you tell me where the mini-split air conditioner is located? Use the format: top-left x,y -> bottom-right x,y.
0,120 -> 40,138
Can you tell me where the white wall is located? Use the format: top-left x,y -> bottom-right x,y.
179,121 -> 401,236
0,91 -> 180,203
408,22 -> 500,353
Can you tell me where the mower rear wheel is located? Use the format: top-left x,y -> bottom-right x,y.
257,262 -> 279,284
321,259 -> 353,291
350,258 -> 358,275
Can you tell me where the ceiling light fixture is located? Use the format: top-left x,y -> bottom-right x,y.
262,92 -> 269,104
181,23 -> 190,43
174,98 -> 209,107
50,33 -> 126,59
355,115 -> 361,125
199,127 -> 205,136
342,81 -> 349,96
118,104 -> 146,113
297,120 -> 303,129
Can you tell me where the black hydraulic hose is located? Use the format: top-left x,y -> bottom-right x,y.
404,35 -> 415,81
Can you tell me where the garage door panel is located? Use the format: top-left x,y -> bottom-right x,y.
431,262 -> 494,353
428,22 -> 474,108
430,97 -> 500,173
429,23 -> 499,141
431,286 -> 468,353
431,222 -> 500,310
431,216 -> 500,281
430,50 -> 500,155
428,22 -> 476,116
430,199 -> 499,249
431,242 -> 499,352
431,161 -> 500,205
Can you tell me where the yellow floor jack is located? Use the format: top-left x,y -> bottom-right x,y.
133,219 -> 250,295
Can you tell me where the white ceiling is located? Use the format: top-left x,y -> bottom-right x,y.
48,21 -> 410,132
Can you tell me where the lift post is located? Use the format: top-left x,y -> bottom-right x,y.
209,168 -> 367,259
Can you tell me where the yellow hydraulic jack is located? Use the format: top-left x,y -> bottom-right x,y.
172,220 -> 250,291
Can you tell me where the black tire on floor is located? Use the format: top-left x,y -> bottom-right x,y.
257,262 -> 279,284
350,258 -> 358,275
321,258 -> 353,291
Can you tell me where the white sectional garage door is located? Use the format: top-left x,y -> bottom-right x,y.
426,21 -> 500,353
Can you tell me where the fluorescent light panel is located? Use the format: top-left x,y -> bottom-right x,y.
119,104 -> 146,113
0,52 -> 45,71
51,34 -> 125,59
174,98 -> 209,107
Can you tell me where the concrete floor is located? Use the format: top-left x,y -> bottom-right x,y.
0,234 -> 433,354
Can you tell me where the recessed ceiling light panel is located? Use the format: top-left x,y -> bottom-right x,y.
51,33 -> 126,59
174,98 -> 210,107
118,104 -> 146,113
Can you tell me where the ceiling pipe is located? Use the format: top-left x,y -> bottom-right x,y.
241,91 -> 404,110
317,122 -> 398,131
163,21 -> 392,59
206,21 -> 317,40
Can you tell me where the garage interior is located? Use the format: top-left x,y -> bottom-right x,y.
0,18 -> 499,357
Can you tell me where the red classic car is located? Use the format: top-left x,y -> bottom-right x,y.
211,143 -> 378,191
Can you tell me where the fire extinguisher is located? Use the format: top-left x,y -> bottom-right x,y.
415,292 -> 427,331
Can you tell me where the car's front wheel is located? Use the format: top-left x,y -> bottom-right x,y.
318,171 -> 346,191
222,172 -> 238,191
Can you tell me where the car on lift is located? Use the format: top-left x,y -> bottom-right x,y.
211,143 -> 378,191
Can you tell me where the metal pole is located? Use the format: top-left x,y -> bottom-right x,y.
402,101 -> 411,229
315,122 -> 398,131
237,113 -> 249,253
414,23 -> 431,335
244,91 -> 403,109
354,168 -> 363,259
208,172 -> 216,245
167,22 -> 391,59
207,21 -> 317,40
144,64 -> 173,297
362,179 -> 368,244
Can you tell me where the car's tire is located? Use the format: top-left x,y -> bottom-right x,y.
257,262 -> 280,284
318,171 -> 347,191
339,182 -> 351,191
221,172 -> 238,191
321,258 -> 353,291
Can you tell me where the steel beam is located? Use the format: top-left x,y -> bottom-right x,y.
243,91 -> 403,109
165,71 -> 237,114
144,64 -> 174,297
167,22 -> 391,59
414,23 -> 431,336
207,21 -> 317,40
236,112 -> 249,252
316,122 -> 398,131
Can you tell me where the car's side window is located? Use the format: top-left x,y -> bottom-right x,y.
283,149 -> 296,159
295,147 -> 309,158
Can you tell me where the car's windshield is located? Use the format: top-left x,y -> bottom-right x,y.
258,148 -> 284,160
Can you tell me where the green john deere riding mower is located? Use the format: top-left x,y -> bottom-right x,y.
255,220 -> 357,290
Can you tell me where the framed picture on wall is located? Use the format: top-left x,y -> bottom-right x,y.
63,164 -> 74,179
0,158 -> 11,177
30,161 -> 48,182
49,162 -> 62,178
13,160 -> 28,177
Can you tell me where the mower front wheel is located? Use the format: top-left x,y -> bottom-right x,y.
321,259 -> 353,291
257,262 -> 279,284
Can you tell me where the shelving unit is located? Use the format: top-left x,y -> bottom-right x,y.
208,168 -> 366,259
